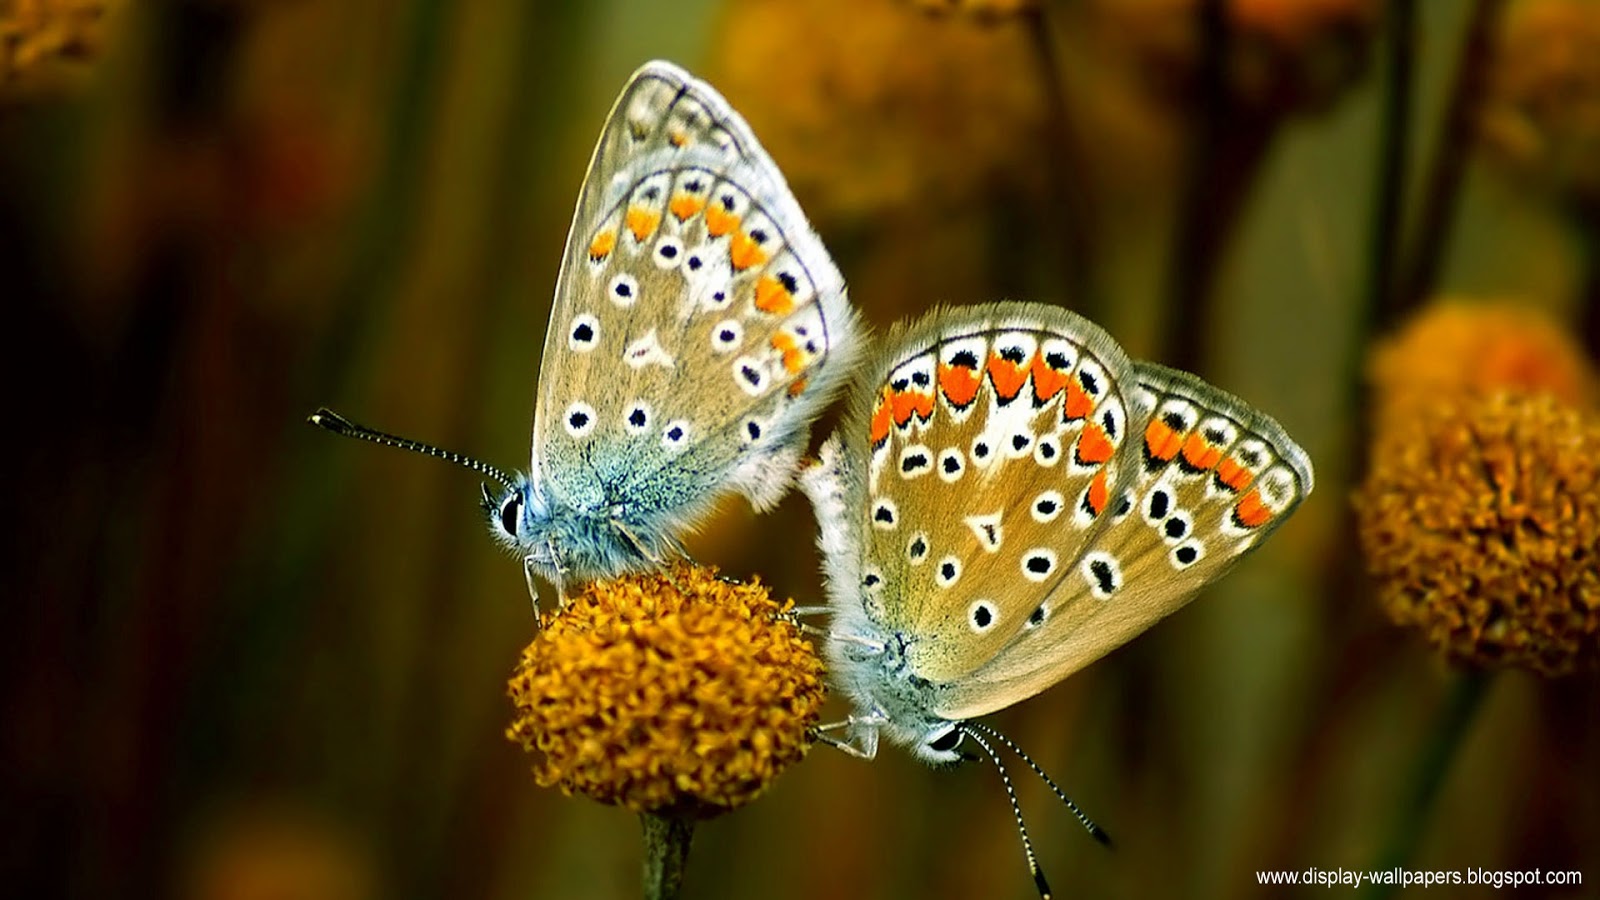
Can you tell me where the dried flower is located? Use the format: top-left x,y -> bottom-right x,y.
709,0 -> 1052,226
1095,0 -> 1380,115
1,0 -> 121,95
506,564 -> 825,817
1478,0 -> 1600,208
1367,301 -> 1599,430
1356,391 -> 1600,676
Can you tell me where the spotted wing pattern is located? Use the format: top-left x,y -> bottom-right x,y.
532,62 -> 859,530
932,361 -> 1314,720
839,304 -> 1145,684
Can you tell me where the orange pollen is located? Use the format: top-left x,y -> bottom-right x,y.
1031,354 -> 1070,404
754,275 -> 795,315
1063,380 -> 1095,421
987,354 -> 1029,401
1144,419 -> 1182,461
1234,489 -> 1272,528
669,193 -> 705,221
938,363 -> 981,408
1181,433 -> 1224,471
729,232 -> 768,270
587,229 -> 617,260
1086,469 -> 1110,515
705,204 -> 739,238
1216,458 -> 1254,492
626,206 -> 660,241
1076,424 -> 1115,465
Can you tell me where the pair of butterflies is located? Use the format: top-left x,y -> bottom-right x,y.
313,60 -> 1313,894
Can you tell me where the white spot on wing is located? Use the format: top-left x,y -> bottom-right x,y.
625,330 -> 675,369
964,512 -> 1003,552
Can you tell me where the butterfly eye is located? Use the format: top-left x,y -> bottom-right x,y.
927,729 -> 962,753
498,494 -> 522,537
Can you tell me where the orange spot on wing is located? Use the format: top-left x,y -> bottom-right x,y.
1234,488 -> 1272,528
587,229 -> 616,260
869,392 -> 893,445
987,354 -> 1028,401
1031,353 -> 1070,404
1216,458 -> 1254,492
1144,419 -> 1182,462
1062,380 -> 1095,421
938,361 -> 981,408
770,333 -> 808,373
705,204 -> 739,237
1076,424 -> 1115,465
754,275 -> 794,315
788,377 -> 808,397
891,389 -> 933,426
668,129 -> 689,147
729,231 -> 768,270
626,206 -> 660,241
669,192 -> 704,221
1181,433 -> 1224,470
1086,468 -> 1110,515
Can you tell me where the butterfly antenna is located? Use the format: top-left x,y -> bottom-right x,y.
308,408 -> 515,489
967,721 -> 1113,848
960,725 -> 1054,900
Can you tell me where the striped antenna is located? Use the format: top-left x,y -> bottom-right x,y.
962,725 -> 1054,900
965,720 -> 1112,847
307,407 -> 514,490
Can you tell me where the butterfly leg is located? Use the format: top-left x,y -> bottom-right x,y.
611,516 -> 693,594
810,713 -> 887,759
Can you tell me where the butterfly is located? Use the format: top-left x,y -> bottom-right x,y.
312,60 -> 860,599
800,302 -> 1313,895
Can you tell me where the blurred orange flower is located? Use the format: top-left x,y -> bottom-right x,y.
1356,391 -> 1600,676
1479,0 -> 1600,207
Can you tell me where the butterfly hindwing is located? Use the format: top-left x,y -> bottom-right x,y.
932,361 -> 1314,720
533,62 -> 859,544
818,303 -> 1148,686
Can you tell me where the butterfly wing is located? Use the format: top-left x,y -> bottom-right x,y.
533,61 -> 860,544
812,303 -> 1147,686
930,360 -> 1314,721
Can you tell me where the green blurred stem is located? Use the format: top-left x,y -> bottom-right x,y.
1162,0 -> 1276,373
1393,0 -> 1508,316
1364,0 -> 1416,332
1363,669 -> 1492,900
641,812 -> 695,900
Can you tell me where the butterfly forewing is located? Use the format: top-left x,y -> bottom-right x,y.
932,361 -> 1314,721
534,62 -> 858,529
848,304 -> 1144,685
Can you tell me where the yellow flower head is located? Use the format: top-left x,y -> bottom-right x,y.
506,565 -> 826,817
1356,391 -> 1600,676
1368,301 -> 1598,432
1479,0 -> 1600,207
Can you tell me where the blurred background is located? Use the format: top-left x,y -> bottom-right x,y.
3,1 -> 1597,898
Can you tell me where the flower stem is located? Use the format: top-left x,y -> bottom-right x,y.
640,811 -> 696,900
1362,668 -> 1492,900
1394,0 -> 1508,315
